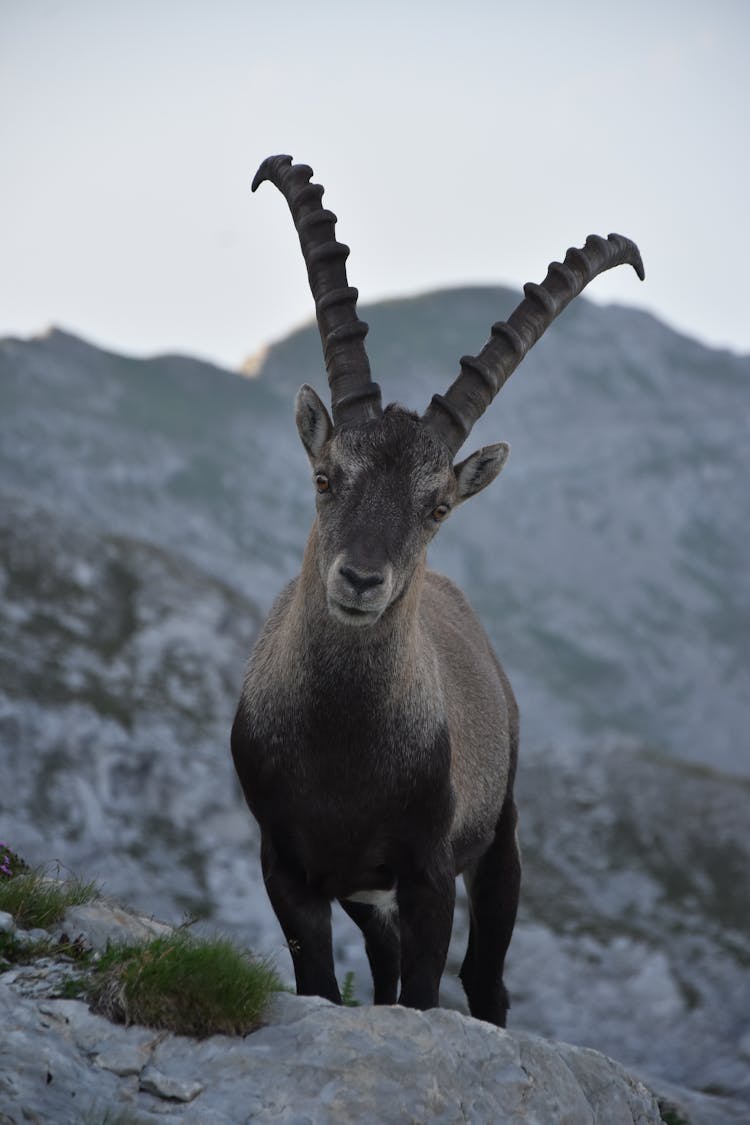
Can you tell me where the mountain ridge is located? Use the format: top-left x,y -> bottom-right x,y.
2,290 -> 749,1118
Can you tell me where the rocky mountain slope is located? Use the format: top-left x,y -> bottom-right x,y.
1,289 -> 748,1121
1,895 -> 669,1124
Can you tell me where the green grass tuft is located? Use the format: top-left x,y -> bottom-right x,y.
658,1100 -> 692,1125
1,850 -> 280,1039
88,932 -> 282,1038
0,863 -> 99,929
340,970 -> 359,1007
57,975 -> 89,999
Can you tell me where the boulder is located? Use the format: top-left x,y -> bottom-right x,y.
1,973 -> 664,1124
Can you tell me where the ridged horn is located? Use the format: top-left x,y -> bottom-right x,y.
252,155 -> 382,428
423,233 -> 645,454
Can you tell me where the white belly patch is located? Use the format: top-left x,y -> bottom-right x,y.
345,887 -> 398,912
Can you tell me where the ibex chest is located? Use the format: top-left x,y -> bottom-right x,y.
235,650 -> 453,884
244,672 -> 449,804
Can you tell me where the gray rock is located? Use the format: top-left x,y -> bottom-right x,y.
139,1066 -> 203,1103
94,1028 -> 163,1077
39,997 -> 130,1055
212,1000 -> 662,1125
20,927 -> 51,943
1,986 -> 134,1123
0,910 -> 16,934
265,989 -> 335,1025
61,900 -> 172,952
555,1041 -> 664,1125
0,974 -> 665,1124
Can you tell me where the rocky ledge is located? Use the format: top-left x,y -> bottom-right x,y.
1,898 -> 667,1124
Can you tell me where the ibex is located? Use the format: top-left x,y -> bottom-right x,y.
232,155 -> 643,1025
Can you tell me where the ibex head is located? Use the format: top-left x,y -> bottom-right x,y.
252,155 -> 644,627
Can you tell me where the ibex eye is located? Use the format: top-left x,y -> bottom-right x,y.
314,473 -> 330,493
432,504 -> 450,522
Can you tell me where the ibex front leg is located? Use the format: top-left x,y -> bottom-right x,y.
397,844 -> 456,1010
260,833 -> 342,1004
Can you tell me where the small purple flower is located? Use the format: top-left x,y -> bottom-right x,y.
1,842 -> 14,877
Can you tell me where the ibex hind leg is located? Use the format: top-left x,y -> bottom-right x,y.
460,794 -> 521,1027
339,898 -> 400,1005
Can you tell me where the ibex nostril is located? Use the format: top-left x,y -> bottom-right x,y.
339,564 -> 384,593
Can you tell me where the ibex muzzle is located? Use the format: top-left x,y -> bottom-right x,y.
232,154 -> 643,1023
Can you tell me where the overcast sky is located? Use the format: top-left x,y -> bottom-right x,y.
1,0 -> 748,369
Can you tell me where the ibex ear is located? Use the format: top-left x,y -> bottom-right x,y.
454,442 -> 510,502
296,384 -> 333,462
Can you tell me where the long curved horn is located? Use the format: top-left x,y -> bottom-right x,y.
422,233 -> 645,454
252,155 -> 382,428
